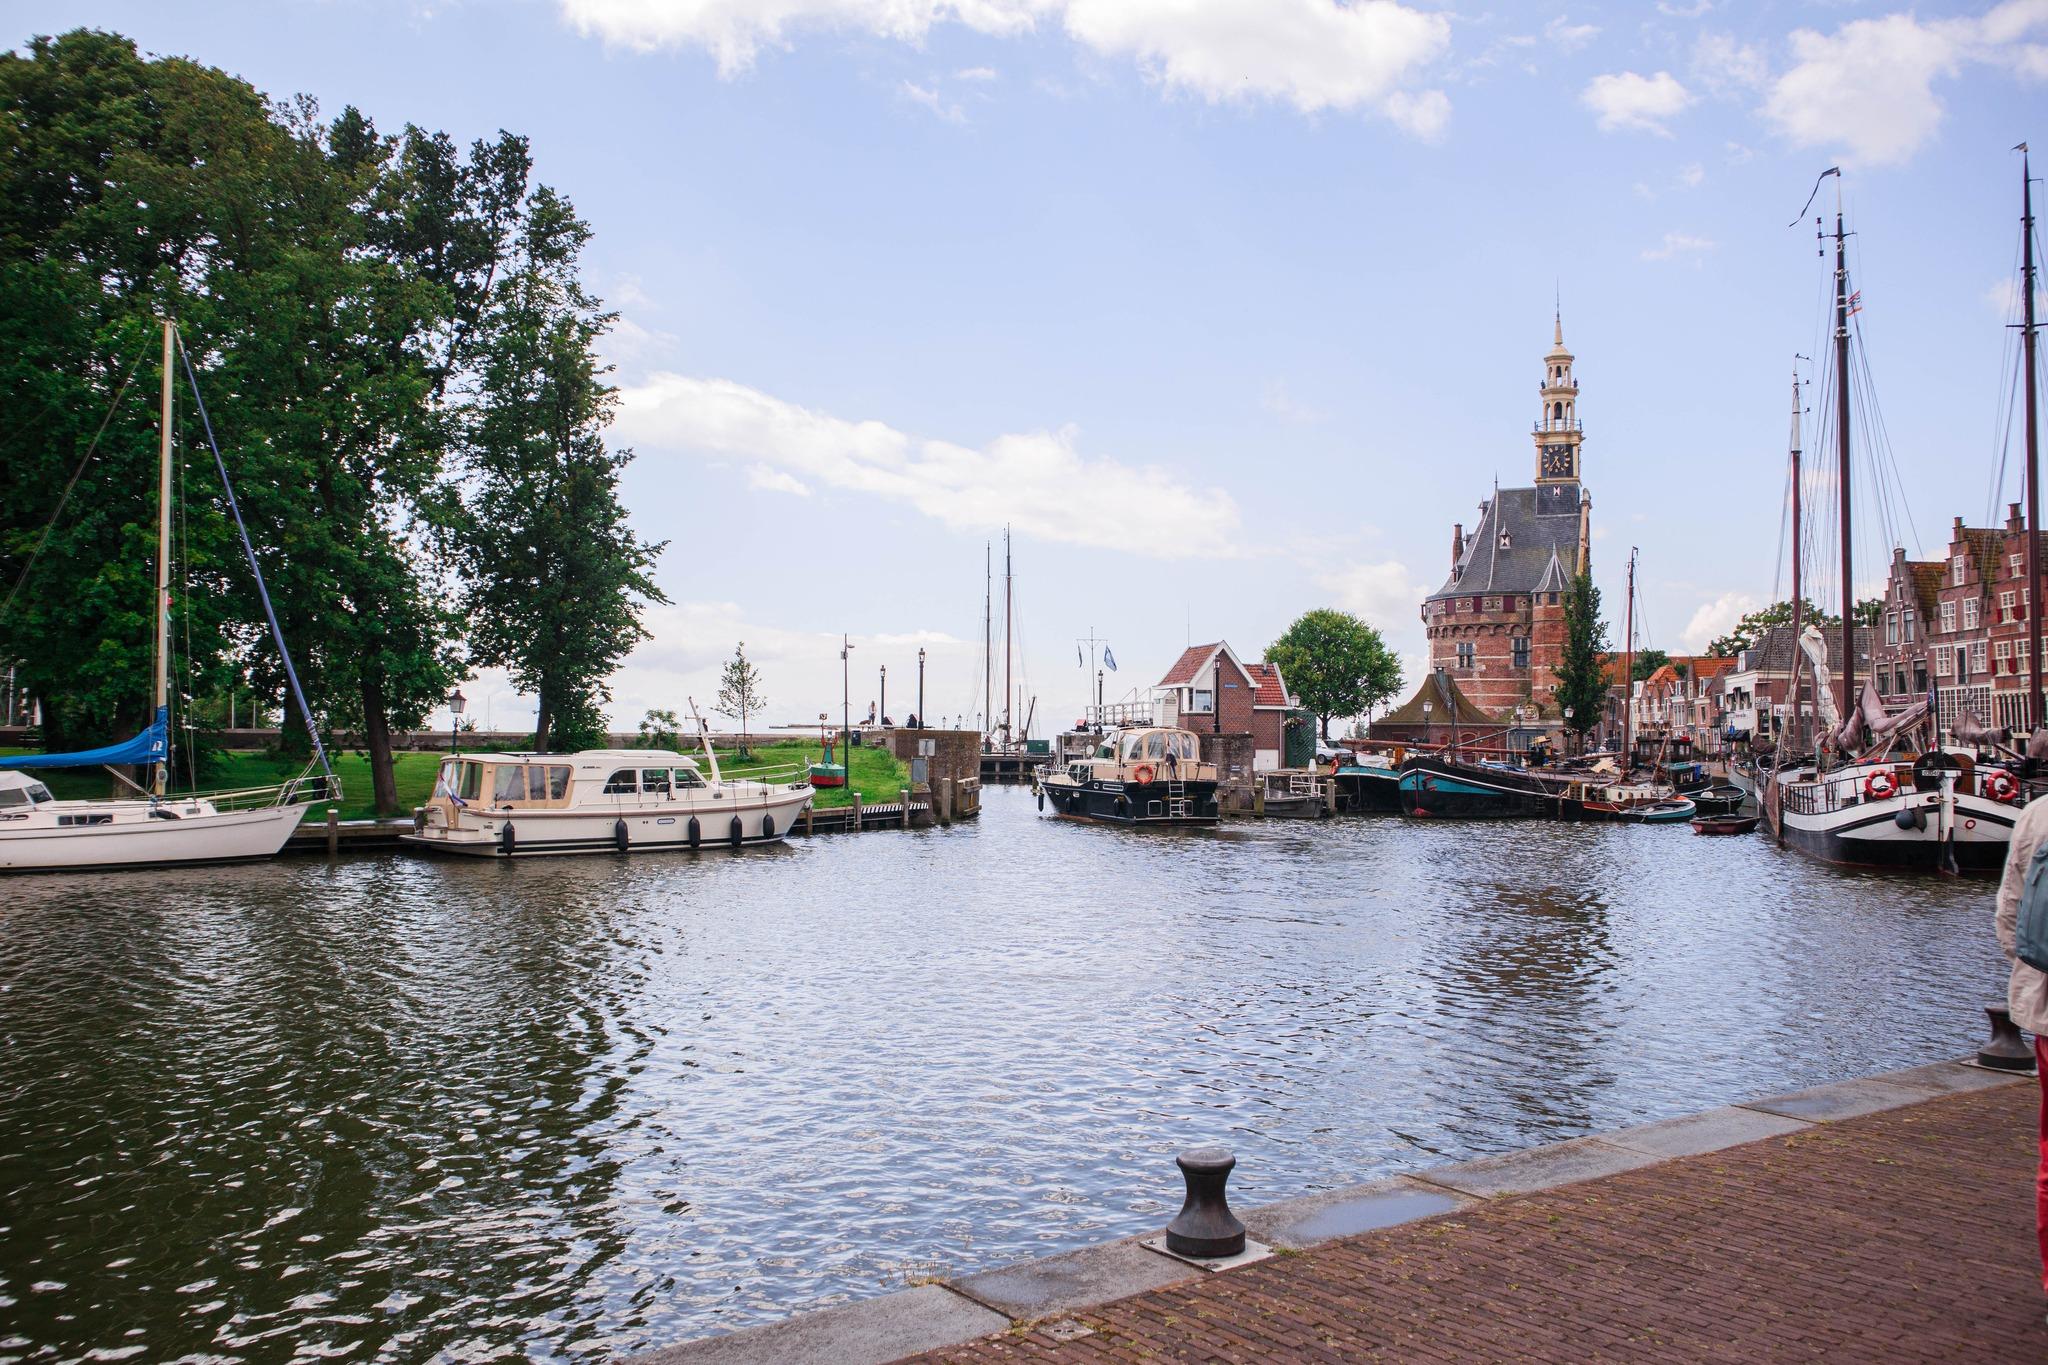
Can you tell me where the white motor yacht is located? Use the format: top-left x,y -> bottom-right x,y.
403,748 -> 815,857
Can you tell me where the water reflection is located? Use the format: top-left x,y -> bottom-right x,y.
0,790 -> 2005,1360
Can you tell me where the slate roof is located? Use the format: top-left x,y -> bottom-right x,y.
1732,625 -> 1873,675
1377,669 -> 1499,727
1906,561 -> 1945,618
1429,485 -> 1583,599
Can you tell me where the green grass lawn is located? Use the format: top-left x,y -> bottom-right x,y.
3,739 -> 909,818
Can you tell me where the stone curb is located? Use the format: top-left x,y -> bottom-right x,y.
622,1057 -> 2028,1363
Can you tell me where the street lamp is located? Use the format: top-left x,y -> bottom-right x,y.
917,647 -> 926,728
880,664 -> 888,728
1563,705 -> 1575,758
1422,699 -> 1434,751
449,688 -> 466,757
841,635 -> 854,758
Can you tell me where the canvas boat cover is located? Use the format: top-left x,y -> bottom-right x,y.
3,706 -> 166,770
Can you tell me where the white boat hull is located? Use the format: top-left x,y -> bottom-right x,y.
1770,760 -> 2018,874
0,801 -> 309,872
402,784 -> 815,858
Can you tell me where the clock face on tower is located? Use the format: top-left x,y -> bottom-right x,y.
1540,444 -> 1574,480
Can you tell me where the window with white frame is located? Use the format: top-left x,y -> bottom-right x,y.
1457,642 -> 1475,669
1941,601 -> 1957,632
1997,640 -> 2014,673
2013,554 -> 2025,576
1954,554 -> 1968,585
1965,598 -> 1981,630
2002,591 -> 2017,622
1885,613 -> 1899,645
1973,641 -> 1990,674
1904,609 -> 1916,642
1937,649 -> 1953,676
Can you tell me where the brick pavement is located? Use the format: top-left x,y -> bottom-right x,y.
906,1083 -> 2043,1363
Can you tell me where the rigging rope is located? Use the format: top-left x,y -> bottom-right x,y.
0,335 -> 154,627
175,330 -> 334,784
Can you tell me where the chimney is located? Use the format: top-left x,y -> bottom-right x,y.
1452,522 -> 1464,568
2010,502 -> 2026,533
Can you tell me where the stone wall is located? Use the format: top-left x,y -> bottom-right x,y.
1200,732 -> 1258,814
884,727 -> 981,794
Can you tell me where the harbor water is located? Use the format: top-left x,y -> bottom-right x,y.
0,789 -> 2008,1362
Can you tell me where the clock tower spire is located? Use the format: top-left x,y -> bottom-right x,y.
1534,312 -> 1583,484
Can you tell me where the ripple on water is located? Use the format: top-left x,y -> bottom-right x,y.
0,790 -> 2005,1360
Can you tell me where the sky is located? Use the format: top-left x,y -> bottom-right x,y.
9,0 -> 2047,735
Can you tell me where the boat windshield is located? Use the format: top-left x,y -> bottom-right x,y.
437,760 -> 484,801
0,780 -> 51,808
493,764 -> 571,802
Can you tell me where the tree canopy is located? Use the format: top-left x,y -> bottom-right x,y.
1705,598 -> 1883,658
1553,571 -> 1610,738
0,31 -> 661,809
1266,609 -> 1403,741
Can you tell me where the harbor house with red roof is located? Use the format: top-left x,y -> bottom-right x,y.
1153,642 -> 1295,771
1419,316 -> 1594,723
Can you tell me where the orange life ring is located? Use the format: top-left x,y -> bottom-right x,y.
1863,770 -> 1898,800
1132,763 -> 1157,785
1986,769 -> 2020,803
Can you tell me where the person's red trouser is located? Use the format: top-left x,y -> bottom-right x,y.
2037,1036 -> 2048,1294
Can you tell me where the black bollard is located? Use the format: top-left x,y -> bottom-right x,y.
1979,1004 -> 2034,1071
1165,1146 -> 1246,1259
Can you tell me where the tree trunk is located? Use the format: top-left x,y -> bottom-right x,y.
1320,713 -> 1333,742
534,692 -> 553,753
360,669 -> 400,817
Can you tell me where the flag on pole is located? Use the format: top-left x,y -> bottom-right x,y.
1077,643 -> 1083,666
1104,645 -> 1118,672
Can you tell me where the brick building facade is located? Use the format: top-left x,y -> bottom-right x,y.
1153,642 -> 1295,770
1420,317 -> 1593,720
1871,505 -> 2048,734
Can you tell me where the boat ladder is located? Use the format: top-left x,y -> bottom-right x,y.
1166,779 -> 1191,818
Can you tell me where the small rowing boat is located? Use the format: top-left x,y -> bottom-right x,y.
1634,797 -> 1697,825
1691,813 -> 1761,836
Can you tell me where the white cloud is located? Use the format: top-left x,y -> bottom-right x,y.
614,374 -> 1241,558
1658,0 -> 1713,17
1691,32 -> 1767,97
747,465 -> 812,496
1762,3 -> 2048,167
560,0 -> 1053,77
560,0 -> 1452,133
1676,161 -> 1704,188
1060,0 -> 1451,125
955,64 -> 999,79
1642,230 -> 1716,264
899,79 -> 966,122
1682,591 -> 1758,652
1987,276 -> 2048,316
1544,15 -> 1599,53
1260,379 -> 1325,424
1581,70 -> 1693,135
1318,559 -> 1425,625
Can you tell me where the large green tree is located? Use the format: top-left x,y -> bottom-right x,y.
1630,647 -> 1671,682
458,187 -> 665,752
1267,609 -> 1403,741
1554,570 -> 1611,741
1706,597 -> 1883,658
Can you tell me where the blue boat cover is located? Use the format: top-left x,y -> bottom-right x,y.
4,706 -> 167,770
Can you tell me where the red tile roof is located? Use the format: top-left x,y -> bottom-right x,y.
1157,644 -> 1220,687
1244,662 -> 1289,707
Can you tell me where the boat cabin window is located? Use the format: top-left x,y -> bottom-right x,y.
603,769 -> 638,795
438,760 -> 485,801
1120,734 -> 1143,761
492,764 -> 572,802
1145,733 -> 1166,759
640,768 -> 672,795
674,766 -> 708,789
57,813 -> 113,827
0,782 -> 50,808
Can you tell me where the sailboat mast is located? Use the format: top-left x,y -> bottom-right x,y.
1002,525 -> 1013,746
1623,547 -> 1636,763
1787,368 -> 1805,758
983,542 -> 991,739
1832,206 -> 1855,726
2023,147 -> 2042,734
153,320 -> 174,797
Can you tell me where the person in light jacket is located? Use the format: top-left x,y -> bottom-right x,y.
1995,796 -> 2048,1310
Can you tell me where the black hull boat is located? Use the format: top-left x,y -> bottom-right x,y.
1689,784 -> 1747,816
1040,776 -> 1221,825
1332,764 -> 1402,813
1766,758 -> 2019,875
1037,724 -> 1222,828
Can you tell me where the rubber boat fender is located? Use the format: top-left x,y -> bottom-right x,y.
499,821 -> 516,856
687,816 -> 701,849
1894,805 -> 1924,831
614,818 -> 629,852
1036,789 -> 1044,811
729,815 -> 744,848
762,812 -> 775,838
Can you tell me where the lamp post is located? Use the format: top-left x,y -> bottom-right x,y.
1563,705 -> 1575,758
1422,699 -> 1434,751
449,688 -> 466,757
917,647 -> 926,728
880,664 -> 888,728
841,635 -> 854,761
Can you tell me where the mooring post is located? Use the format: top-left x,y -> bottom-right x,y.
1165,1146 -> 1246,1259
900,786 -> 911,828
1979,1004 -> 2035,1071
325,807 -> 339,856
939,777 -> 954,825
851,792 -> 863,832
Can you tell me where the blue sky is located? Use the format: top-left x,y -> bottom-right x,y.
11,0 -> 2047,733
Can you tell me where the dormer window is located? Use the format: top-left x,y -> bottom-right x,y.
1498,531 -> 1512,550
